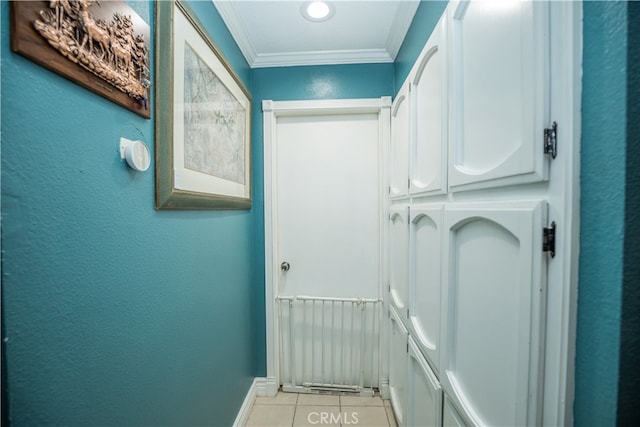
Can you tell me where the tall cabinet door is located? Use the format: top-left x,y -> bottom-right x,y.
443,395 -> 467,427
391,81 -> 410,199
410,14 -> 447,197
407,337 -> 442,427
389,307 -> 408,427
441,201 -> 547,426
389,205 -> 409,317
409,205 -> 443,375
448,0 -> 550,191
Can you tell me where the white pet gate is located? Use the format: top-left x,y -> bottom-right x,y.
277,295 -> 382,396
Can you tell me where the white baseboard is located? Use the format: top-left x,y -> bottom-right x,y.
233,378 -> 261,427
379,377 -> 390,400
257,376 -> 278,397
233,377 -> 280,426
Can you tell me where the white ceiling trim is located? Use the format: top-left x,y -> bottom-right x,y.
252,49 -> 393,68
213,1 -> 260,67
386,1 -> 420,60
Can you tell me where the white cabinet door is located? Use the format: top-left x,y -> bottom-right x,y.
448,0 -> 550,191
409,205 -> 443,375
389,307 -> 408,427
443,394 -> 468,427
391,81 -> 410,199
410,14 -> 447,196
389,205 -> 409,317
441,201 -> 547,426
407,337 -> 442,427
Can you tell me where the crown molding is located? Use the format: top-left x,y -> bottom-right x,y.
386,1 -> 420,60
213,1 -> 258,66
252,49 -> 393,68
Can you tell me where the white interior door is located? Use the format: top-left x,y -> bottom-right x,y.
276,113 -> 380,299
263,98 -> 392,395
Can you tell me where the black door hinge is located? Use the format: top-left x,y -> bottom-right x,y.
544,122 -> 558,159
543,222 -> 556,258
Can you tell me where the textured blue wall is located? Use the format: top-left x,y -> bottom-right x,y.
575,2 -> 627,425
618,3 -> 640,424
1,1 -> 254,425
251,64 -> 394,375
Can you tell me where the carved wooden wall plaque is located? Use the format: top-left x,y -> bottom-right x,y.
11,0 -> 151,119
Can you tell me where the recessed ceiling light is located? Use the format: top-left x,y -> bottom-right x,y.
301,1 -> 335,22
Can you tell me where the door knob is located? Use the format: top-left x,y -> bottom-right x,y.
281,262 -> 290,272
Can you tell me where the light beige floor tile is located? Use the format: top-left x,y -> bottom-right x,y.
385,406 -> 397,427
255,392 -> 299,405
297,393 -> 340,406
294,405 -> 341,426
383,399 -> 391,407
347,406 -> 389,427
340,407 -> 362,426
245,404 -> 296,427
340,395 -> 384,407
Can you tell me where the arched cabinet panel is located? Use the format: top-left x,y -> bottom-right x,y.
410,15 -> 447,196
409,205 -> 443,375
443,394 -> 468,427
407,337 -> 442,427
448,0 -> 550,191
389,307 -> 408,427
389,205 -> 409,317
391,82 -> 410,199
441,201 -> 547,426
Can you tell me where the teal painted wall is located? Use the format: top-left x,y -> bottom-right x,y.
1,1 -> 254,425
575,2 -> 628,425
618,3 -> 640,424
251,64 -> 394,375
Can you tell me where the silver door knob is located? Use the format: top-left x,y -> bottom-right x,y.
281,262 -> 290,272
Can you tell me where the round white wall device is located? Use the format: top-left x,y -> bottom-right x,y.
120,138 -> 151,172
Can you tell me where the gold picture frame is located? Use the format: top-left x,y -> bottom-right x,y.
155,1 -> 251,209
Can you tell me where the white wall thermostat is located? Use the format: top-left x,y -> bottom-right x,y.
120,137 -> 151,172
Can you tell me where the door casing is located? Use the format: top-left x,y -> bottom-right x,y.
262,98 -> 392,396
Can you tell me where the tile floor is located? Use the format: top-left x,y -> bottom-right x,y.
244,392 -> 398,427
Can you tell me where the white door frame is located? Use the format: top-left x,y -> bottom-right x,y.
543,2 -> 582,425
262,98 -> 392,396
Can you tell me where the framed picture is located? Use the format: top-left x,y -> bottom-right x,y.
155,1 -> 251,210
11,0 -> 151,118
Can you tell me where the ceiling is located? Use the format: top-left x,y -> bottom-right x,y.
213,1 -> 420,68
